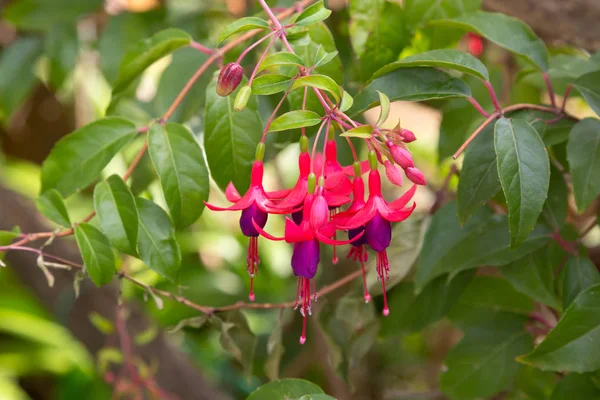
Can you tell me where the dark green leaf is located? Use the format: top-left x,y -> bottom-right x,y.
135,198 -> 181,281
45,25 -> 78,89
247,379 -> 324,400
291,74 -> 341,101
340,125 -> 372,139
217,17 -> 269,44
431,11 -> 549,71
251,74 -> 293,95
561,253 -> 600,310
93,175 -> 139,256
74,223 -> 115,287
4,0 -> 102,30
112,28 -> 192,95
41,117 -> 137,197
495,117 -> 550,248
404,0 -> 481,28
415,202 -> 550,291
541,166 -> 568,230
269,110 -> 322,132
204,75 -> 262,193
148,123 -> 209,228
376,49 -> 489,81
350,67 -> 470,116
258,52 -> 305,72
457,122 -> 501,224
295,1 -> 332,26
519,283 -> 600,372
567,118 -> 600,212
551,374 -> 600,399
513,366 -> 556,400
36,189 -> 71,227
211,311 -> 257,378
574,70 -> 600,117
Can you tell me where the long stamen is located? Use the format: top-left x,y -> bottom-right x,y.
247,237 -> 260,302
376,251 -> 390,316
361,245 -> 371,303
300,278 -> 309,344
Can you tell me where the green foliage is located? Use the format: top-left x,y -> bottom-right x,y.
218,17 -> 270,44
574,71 -> 600,117
36,189 -> 71,227
74,223 -> 116,286
567,118 -> 600,211
247,379 -> 325,400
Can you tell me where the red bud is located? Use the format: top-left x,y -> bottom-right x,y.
399,129 -> 416,143
387,141 -> 414,169
216,62 -> 243,97
310,192 -> 329,231
406,167 -> 426,185
384,160 -> 403,186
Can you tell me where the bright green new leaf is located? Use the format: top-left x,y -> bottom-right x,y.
376,91 -> 390,126
258,52 -> 305,72
36,189 -> 71,227
74,223 -> 116,287
251,74 -> 293,95
269,111 -> 322,132
218,17 -> 269,44
340,125 -> 373,139
313,47 -> 338,68
295,1 -> 332,26
339,90 -> 354,113
567,118 -> 600,211
291,74 -> 341,101
574,70 -> 600,117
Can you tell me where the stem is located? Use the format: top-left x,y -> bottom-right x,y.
301,87 -> 308,137
190,42 -> 214,55
259,0 -> 283,29
484,81 -> 502,112
561,84 -> 573,112
312,87 -> 331,111
468,96 -> 491,117
453,112 -> 499,159
543,73 -> 557,109
261,86 -> 294,143
236,31 -> 276,64
248,36 -> 277,86
311,119 -> 329,171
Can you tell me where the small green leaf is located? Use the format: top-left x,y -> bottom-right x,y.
74,223 -> 115,287
340,125 -> 373,139
295,1 -> 332,26
376,91 -> 390,126
376,49 -> 490,81
112,28 -> 192,95
89,312 -> 114,334
350,67 -> 470,116
561,253 -> 600,310
36,189 -> 71,227
519,283 -> 600,372
93,175 -> 139,256
251,74 -> 293,95
495,117 -> 550,248
313,47 -> 338,68
248,379 -> 325,399
258,52 -> 305,72
135,198 -> 181,281
291,74 -> 341,101
339,90 -> 353,112
269,110 -> 322,132
567,118 -> 600,212
41,117 -> 137,197
148,123 -> 209,228
574,70 -> 600,117
431,11 -> 549,71
218,17 -> 269,44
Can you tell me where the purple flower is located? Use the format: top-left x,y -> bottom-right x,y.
291,239 -> 320,279
240,203 -> 268,237
365,214 -> 391,252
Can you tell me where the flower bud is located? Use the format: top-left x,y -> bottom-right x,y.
406,167 -> 427,186
234,85 -> 252,112
384,160 -> 403,186
310,192 -> 328,231
216,62 -> 243,97
399,129 -> 416,143
387,141 -> 414,169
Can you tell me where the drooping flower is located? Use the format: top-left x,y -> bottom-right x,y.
384,158 -> 403,187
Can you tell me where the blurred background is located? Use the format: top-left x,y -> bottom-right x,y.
0,0 -> 599,399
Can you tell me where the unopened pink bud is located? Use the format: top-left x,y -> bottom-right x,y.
310,194 -> 328,231
406,167 -> 426,185
384,160 -> 403,186
388,141 -> 414,169
400,129 -> 416,143
216,62 -> 243,97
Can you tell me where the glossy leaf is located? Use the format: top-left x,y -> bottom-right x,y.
41,117 -> 137,197
93,175 -> 139,256
415,202 -> 550,291
4,0 -> 102,30
431,11 -> 549,71
269,111 -> 322,132
339,90 -> 353,113
561,253 -> 600,310
248,379 -> 324,399
349,67 -> 470,116
36,190 -> 71,227
148,123 -> 209,228
112,28 -> 192,95
291,74 -> 341,101
376,49 -> 489,81
376,91 -> 390,126
567,118 -> 600,212
135,198 -> 181,281
217,17 -> 269,44
204,75 -> 262,193
295,1 -> 332,26
457,123 -> 501,224
574,70 -> 600,117
340,125 -> 373,139
495,117 -> 550,248
251,74 -> 293,95
258,52 -> 305,72
519,283 -> 600,372
74,223 -> 115,287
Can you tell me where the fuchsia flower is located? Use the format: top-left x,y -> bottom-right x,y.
387,141 -> 427,186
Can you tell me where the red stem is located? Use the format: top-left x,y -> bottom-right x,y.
484,81 -> 502,112
468,96 -> 491,117
543,73 -> 557,109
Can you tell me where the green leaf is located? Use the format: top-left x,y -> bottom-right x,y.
415,202 -> 550,291
112,28 -> 192,95
248,379 -> 324,399
36,189 -> 70,227
376,91 -> 390,126
574,70 -> 600,117
457,122 -> 501,224
567,118 -> 600,212
204,75 -> 263,193
45,25 -> 78,89
93,175 -> 139,256
251,74 -> 293,95
404,0 -> 482,29
340,125 -> 373,139
502,247 -> 561,310
89,312 -> 114,335
41,117 -> 137,197
519,283 -> 600,372
339,90 -> 353,113
74,223 -> 115,287
495,117 -> 550,248
551,374 -> 600,399
313,47 -> 338,68
541,166 -> 569,231
431,11 -> 549,71
258,52 -> 305,72
561,253 -> 600,310
295,1 -> 332,26
218,17 -> 269,44
0,38 -> 42,122
269,111 -> 322,132
377,49 -> 490,81
350,67 -> 470,116
135,198 -> 181,281
4,0 -> 102,30
299,395 -> 336,400
291,74 -> 341,101
148,123 -> 209,228
289,23 -> 342,84
211,311 -> 257,378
